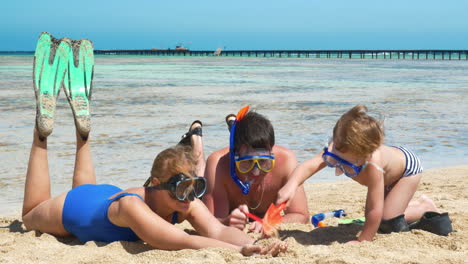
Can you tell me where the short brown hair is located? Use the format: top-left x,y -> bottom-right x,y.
333,105 -> 384,157
234,111 -> 275,152
145,145 -> 197,186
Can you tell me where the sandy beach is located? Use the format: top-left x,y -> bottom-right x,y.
1,165 -> 466,264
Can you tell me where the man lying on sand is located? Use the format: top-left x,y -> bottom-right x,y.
203,106 -> 309,233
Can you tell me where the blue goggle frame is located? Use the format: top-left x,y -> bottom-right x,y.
322,147 -> 363,178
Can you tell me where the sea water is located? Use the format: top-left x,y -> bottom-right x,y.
0,55 -> 467,215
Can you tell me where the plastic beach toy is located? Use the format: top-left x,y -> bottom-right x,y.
245,202 -> 287,236
311,209 -> 346,227
338,217 -> 365,226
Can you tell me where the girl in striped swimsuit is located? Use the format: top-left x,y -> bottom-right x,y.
277,104 -> 452,242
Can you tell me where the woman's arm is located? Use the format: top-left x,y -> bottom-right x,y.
188,201 -> 288,256
358,167 -> 385,242
116,196 -> 247,252
188,199 -> 255,246
187,199 -> 287,256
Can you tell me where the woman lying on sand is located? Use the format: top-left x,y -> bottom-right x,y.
22,32 -> 286,256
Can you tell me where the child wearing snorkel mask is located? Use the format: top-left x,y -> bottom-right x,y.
203,107 -> 309,234
276,104 -> 452,242
21,34 -> 286,256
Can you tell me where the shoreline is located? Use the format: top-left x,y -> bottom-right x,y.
1,165 -> 466,263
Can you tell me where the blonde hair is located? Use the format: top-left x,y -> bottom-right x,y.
144,145 -> 197,187
332,105 -> 384,157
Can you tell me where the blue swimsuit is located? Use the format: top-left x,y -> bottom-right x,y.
62,184 -> 178,243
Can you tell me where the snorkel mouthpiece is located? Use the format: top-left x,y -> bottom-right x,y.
229,105 -> 251,195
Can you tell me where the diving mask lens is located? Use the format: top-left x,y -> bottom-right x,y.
323,154 -> 339,167
237,159 -> 256,173
342,164 -> 359,177
175,176 -> 207,201
235,155 -> 275,173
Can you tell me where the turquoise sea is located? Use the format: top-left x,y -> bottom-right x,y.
0,55 -> 467,215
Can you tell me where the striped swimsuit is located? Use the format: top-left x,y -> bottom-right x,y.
393,146 -> 423,177
383,146 -> 423,192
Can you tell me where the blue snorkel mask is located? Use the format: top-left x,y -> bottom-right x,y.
229,105 -> 251,195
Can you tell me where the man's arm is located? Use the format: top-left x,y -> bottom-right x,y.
277,146 -> 310,224
203,150 -> 231,223
283,184 -> 309,224
203,148 -> 238,225
203,149 -> 251,229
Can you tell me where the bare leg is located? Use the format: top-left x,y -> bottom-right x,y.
72,132 -> 96,188
382,173 -> 421,221
190,122 -> 206,176
22,128 -> 69,236
404,194 -> 440,223
22,128 -> 51,217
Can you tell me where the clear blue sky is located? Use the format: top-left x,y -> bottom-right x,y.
2,0 -> 467,51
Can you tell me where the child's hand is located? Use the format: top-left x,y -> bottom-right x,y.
276,181 -> 298,206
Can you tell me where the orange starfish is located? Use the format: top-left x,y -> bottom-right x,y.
245,202 -> 287,237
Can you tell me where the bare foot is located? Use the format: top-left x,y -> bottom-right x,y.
178,120 -> 202,146
189,121 -> 203,148
419,194 -> 440,213
187,121 -> 205,176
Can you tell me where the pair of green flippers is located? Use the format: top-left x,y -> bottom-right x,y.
33,32 -> 94,140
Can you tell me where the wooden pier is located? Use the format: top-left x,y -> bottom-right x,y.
94,49 -> 468,60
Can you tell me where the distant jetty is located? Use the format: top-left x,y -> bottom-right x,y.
2,50 -> 467,60
92,49 -> 468,60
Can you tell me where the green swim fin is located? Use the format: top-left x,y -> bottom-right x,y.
63,38 -> 95,140
33,32 -> 71,140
